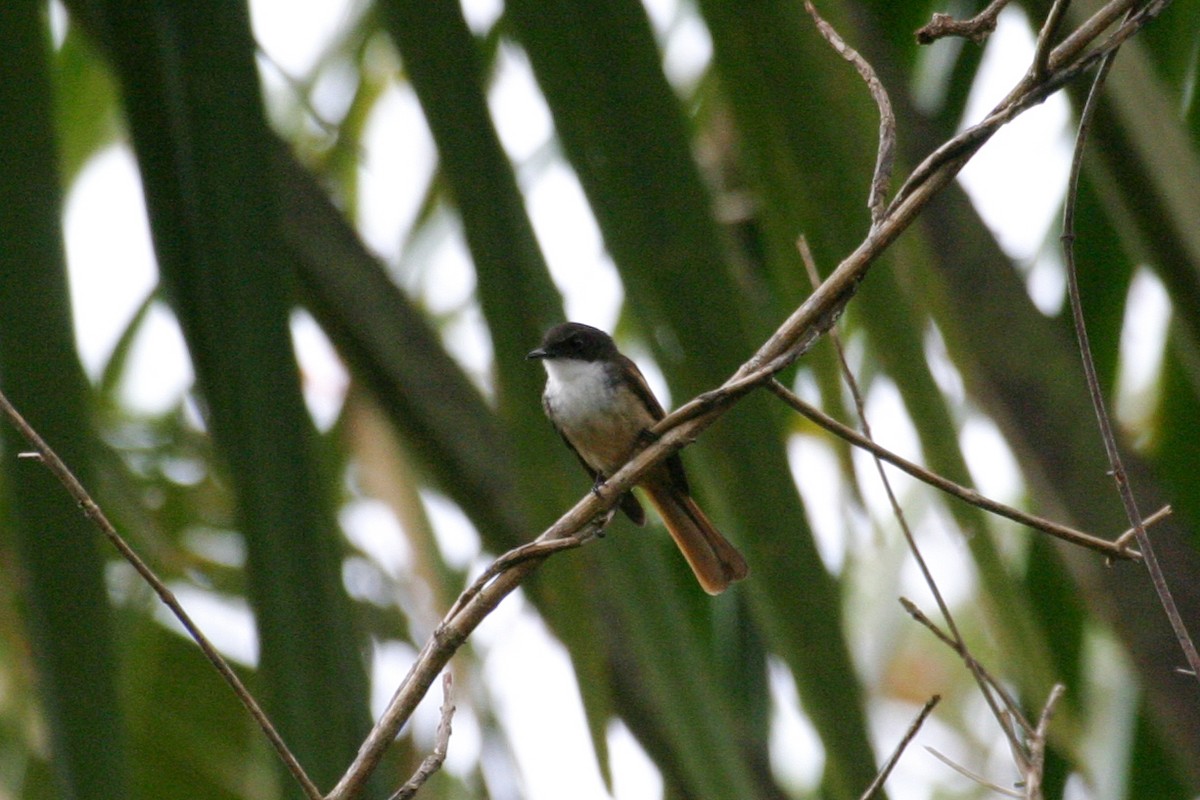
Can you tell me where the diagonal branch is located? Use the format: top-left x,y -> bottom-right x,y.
1022,684 -> 1066,799
1059,10 -> 1200,682
924,746 -> 1024,798
767,380 -> 1141,559
0,388 -> 323,800
388,673 -> 455,800
1031,0 -> 1073,80
859,694 -> 940,800
896,0 -> 1167,214
327,506 -> 615,800
900,598 -> 1034,768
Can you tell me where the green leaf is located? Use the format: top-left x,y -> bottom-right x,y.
79,0 -> 377,794
0,4 -> 129,799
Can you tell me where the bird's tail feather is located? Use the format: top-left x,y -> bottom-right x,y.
645,485 -> 748,595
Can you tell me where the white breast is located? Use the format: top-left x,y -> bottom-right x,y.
542,358 -> 616,429
541,358 -> 647,474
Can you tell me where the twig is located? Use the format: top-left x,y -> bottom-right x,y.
1032,0 -> 1073,80
656,349 -> 802,434
444,521 -> 604,621
1035,683 -> 1064,739
1059,12 -> 1200,683
859,695 -> 940,800
900,598 -> 1031,753
1023,685 -> 1065,800
899,598 -> 1028,725
803,1 -> 895,227
924,747 -> 1024,798
1114,504 -> 1172,551
916,0 -> 1013,45
731,0 -> 1170,417
903,595 -> 1071,796
797,236 -> 963,672
389,673 -> 455,800
767,380 -> 1138,560
1051,0 -> 1138,70
0,389 -> 323,800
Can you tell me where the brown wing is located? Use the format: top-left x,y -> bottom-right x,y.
618,353 -> 666,419
545,395 -> 647,526
618,354 -> 691,496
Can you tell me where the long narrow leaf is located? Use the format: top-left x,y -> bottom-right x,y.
79,1 -> 377,794
0,5 -> 129,799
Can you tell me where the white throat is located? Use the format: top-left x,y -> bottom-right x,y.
541,358 -> 615,423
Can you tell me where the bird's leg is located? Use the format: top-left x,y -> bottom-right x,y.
589,505 -> 617,538
635,428 -> 659,449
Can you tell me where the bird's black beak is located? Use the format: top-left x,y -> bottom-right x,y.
526,347 -> 548,360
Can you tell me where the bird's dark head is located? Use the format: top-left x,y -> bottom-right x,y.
526,322 -> 619,362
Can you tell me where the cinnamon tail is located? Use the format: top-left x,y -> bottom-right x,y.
644,484 -> 748,595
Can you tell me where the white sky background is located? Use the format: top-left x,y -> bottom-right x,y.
58,1 -> 1168,799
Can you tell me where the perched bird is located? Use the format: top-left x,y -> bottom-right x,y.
527,322 -> 748,594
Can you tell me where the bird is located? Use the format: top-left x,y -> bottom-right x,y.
527,322 -> 748,594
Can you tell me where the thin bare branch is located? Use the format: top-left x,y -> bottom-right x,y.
1023,685 -> 1065,800
0,389 -> 323,800
859,695 -> 941,800
726,2 -> 1172,431
916,0 -> 1012,44
1032,0 -> 1072,80
1114,504 -> 1172,551
924,747 -> 1024,798
803,1 -> 895,226
900,598 -> 1029,746
389,673 -> 455,800
1051,0 -> 1138,69
1060,11 -> 1200,683
658,349 -> 803,433
799,237 -> 934,624
767,380 -> 1137,560
444,525 -> 603,621
903,593 -> 1074,795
